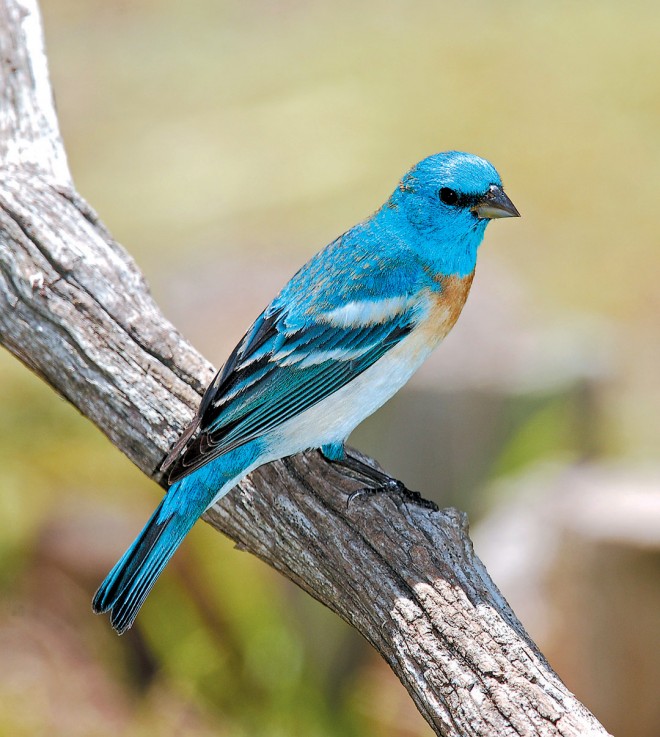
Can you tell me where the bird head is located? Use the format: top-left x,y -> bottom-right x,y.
384,151 -> 519,276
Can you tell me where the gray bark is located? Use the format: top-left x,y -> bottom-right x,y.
0,2 -> 611,735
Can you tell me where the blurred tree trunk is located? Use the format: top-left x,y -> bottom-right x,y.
0,2 -> 611,735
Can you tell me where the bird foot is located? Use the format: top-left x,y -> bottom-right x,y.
328,451 -> 438,511
346,482 -> 438,511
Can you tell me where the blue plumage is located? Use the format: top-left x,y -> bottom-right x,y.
94,440 -> 264,632
93,504 -> 183,633
93,151 -> 519,633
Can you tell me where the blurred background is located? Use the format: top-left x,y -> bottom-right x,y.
1,0 -> 659,735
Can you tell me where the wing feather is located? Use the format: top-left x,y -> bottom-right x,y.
166,299 -> 418,484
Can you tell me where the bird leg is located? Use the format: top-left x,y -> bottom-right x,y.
320,450 -> 438,511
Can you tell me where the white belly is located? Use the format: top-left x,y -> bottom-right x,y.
207,277 -> 475,508
270,328 -> 437,456
206,327 -> 445,509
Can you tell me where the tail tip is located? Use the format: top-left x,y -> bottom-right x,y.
91,590 -> 137,634
91,588 -> 110,615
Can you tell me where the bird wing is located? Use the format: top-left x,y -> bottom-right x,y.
164,297 -> 418,484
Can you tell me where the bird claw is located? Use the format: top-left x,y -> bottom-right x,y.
346,479 -> 438,512
346,478 -> 402,507
398,489 -> 439,512
324,449 -> 438,512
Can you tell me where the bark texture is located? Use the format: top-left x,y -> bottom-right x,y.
0,2 -> 611,735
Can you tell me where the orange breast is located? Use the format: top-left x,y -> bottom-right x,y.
420,270 -> 476,346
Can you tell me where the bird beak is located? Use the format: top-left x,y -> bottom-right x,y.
471,184 -> 520,220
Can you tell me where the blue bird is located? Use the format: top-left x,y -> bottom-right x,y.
93,151 -> 519,633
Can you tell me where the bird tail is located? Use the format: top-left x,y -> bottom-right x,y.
92,498 -> 197,635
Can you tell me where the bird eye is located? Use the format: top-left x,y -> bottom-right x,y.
439,187 -> 458,206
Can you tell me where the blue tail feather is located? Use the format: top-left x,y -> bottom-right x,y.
92,499 -> 196,634
94,443 -> 261,633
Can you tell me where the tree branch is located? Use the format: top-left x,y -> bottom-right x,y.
0,2 -> 610,735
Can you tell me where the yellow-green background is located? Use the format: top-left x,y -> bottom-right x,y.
1,1 -> 658,735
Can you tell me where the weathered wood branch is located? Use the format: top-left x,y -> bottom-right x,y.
0,2 -> 610,735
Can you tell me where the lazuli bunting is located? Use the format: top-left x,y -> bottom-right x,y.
93,151 -> 519,633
